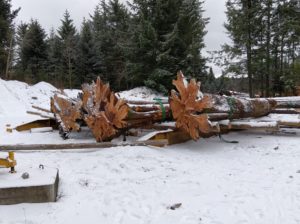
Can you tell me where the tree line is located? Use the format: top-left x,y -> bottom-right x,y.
1,0 -> 212,93
1,0 -> 300,96
219,0 -> 300,97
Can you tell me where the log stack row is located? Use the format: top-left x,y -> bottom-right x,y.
50,71 -> 300,143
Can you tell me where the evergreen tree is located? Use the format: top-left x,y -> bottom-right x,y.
223,0 -> 262,97
57,10 -> 78,88
14,22 -> 28,80
223,0 -> 300,97
129,0 -> 208,93
202,67 -> 217,93
77,19 -> 98,84
126,2 -> 158,89
90,2 -> 108,81
91,0 -> 130,90
46,28 -> 63,87
20,19 -> 47,83
0,0 -> 19,77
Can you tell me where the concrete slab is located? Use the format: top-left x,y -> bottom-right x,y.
0,166 -> 59,205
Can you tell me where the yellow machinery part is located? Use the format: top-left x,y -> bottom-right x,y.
0,152 -> 16,173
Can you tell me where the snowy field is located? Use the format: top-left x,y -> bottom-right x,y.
0,79 -> 300,224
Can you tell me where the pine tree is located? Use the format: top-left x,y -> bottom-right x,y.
0,0 -> 19,77
14,22 -> 28,81
223,0 -> 262,97
91,0 -> 130,90
90,4 -> 105,79
57,10 -> 78,88
77,19 -> 98,84
129,0 -> 208,93
20,19 -> 47,83
47,28 -> 63,87
202,67 -> 217,93
126,1 -> 158,89
223,0 -> 300,97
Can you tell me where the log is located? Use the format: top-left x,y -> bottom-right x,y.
169,71 -> 277,140
60,77 -> 173,142
203,95 -> 276,118
26,111 -> 53,119
271,108 -> 300,114
50,74 -> 300,144
270,97 -> 300,108
229,120 -> 279,131
32,105 -> 52,113
278,120 -> 300,128
129,104 -> 169,112
50,94 -> 82,138
30,127 -> 53,133
169,71 -> 213,140
0,140 -> 168,151
125,99 -> 168,105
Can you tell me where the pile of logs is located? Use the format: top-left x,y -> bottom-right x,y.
51,77 -> 172,141
50,71 -> 300,143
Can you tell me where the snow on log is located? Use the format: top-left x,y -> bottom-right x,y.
30,127 -> 53,133
270,97 -> 300,108
229,120 -> 279,131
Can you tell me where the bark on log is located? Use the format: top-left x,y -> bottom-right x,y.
271,108 -> 300,114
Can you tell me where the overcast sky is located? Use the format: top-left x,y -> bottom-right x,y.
11,0 -> 229,75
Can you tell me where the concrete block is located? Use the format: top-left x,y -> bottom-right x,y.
0,166 -> 59,205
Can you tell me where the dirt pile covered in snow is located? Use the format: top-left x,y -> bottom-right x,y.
0,79 -> 164,118
0,79 -> 58,117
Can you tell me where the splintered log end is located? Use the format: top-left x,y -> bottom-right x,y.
51,94 -> 82,132
105,93 -> 129,129
81,77 -> 130,142
170,72 -> 213,140
82,76 -> 111,113
176,114 -> 212,141
84,113 -> 117,142
84,93 -> 129,142
82,83 -> 93,111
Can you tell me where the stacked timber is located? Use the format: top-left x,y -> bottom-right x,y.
50,72 -> 300,144
51,77 -> 172,141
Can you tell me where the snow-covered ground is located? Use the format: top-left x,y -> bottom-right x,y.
0,79 -> 300,224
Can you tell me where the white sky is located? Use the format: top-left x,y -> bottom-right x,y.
11,0 -> 229,76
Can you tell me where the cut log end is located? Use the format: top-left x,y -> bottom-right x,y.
81,77 -> 130,142
170,71 -> 213,140
50,94 -> 82,133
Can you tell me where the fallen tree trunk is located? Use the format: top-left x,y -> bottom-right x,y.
50,94 -> 83,139
271,108 -> 300,114
270,97 -> 300,108
169,71 -> 277,140
51,73 -> 300,143
51,77 -> 172,142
